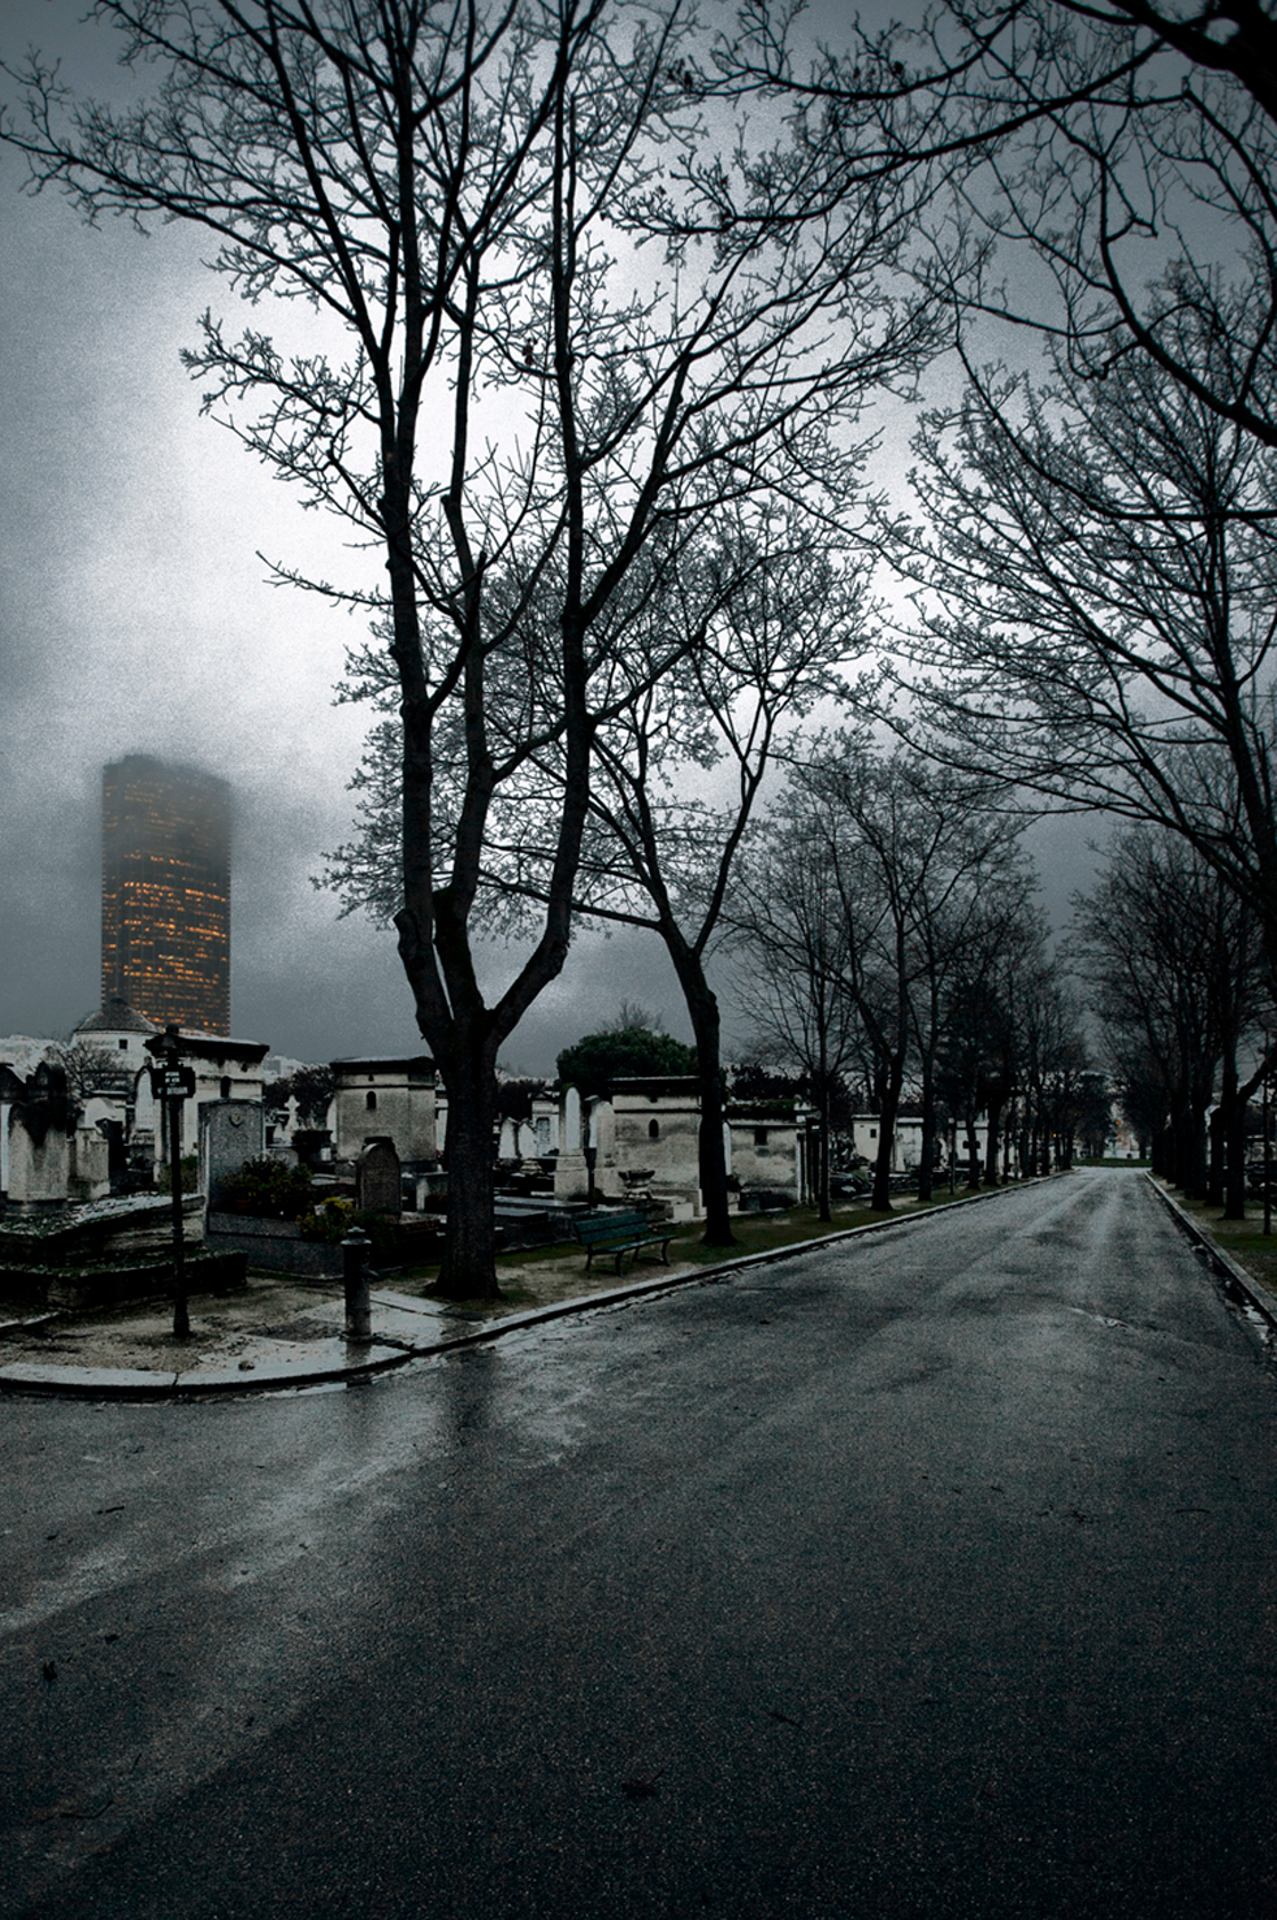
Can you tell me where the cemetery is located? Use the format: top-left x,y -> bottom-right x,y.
0,1006 -> 1055,1404
0,1010 -> 1009,1332
0,1060 -> 244,1310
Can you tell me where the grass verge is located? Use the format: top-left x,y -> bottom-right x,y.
1151,1179 -> 1277,1305
391,1186 -> 994,1315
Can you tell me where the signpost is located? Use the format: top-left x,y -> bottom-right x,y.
149,1026 -> 196,1339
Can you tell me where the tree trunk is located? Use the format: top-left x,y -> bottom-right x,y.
1207,1106 -> 1225,1208
1152,1126 -> 1169,1177
1179,1096 -> 1209,1198
432,1031 -> 501,1301
1192,1094 -> 1212,1198
816,1077 -> 833,1224
697,1059 -> 735,1247
1224,1095 -> 1249,1220
965,1103 -> 982,1189
984,1092 -> 1005,1186
676,963 -> 736,1248
917,1055 -> 936,1204
872,1054 -> 904,1212
1214,1041 -> 1246,1219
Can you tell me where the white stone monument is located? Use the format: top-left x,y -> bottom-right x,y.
554,1084 -> 590,1201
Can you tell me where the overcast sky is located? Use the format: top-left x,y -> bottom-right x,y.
0,1 -> 1098,1073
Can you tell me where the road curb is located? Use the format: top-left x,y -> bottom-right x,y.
0,1173 -> 1058,1401
1144,1173 -> 1277,1345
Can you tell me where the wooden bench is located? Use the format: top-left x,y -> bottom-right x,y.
572,1208 -> 672,1274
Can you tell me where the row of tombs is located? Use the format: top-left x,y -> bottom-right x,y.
0,1043 -> 835,1225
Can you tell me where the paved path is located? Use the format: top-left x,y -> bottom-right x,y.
2,1169 -> 1274,1917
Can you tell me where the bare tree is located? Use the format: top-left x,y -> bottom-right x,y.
4,0 -> 934,1295
557,513 -> 869,1245
886,320 -> 1277,984
927,878 -> 1052,1186
1073,821 -> 1270,1212
953,0 -> 1277,452
781,748 -> 914,1213
783,738 -> 1029,1211
913,821 -> 1036,1193
730,791 -> 862,1222
716,0 -> 1277,458
51,1041 -> 125,1105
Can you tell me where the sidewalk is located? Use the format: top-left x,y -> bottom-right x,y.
0,1179 -> 1041,1399
0,1259 -> 708,1399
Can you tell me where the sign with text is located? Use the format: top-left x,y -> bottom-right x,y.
150,1064 -> 196,1102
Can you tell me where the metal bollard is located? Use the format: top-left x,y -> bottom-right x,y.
341,1226 -> 372,1344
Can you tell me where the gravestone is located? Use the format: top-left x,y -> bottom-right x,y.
102,1119 -> 128,1193
356,1136 -> 401,1216
200,1099 -> 266,1207
585,1096 -> 619,1197
69,1127 -> 110,1201
6,1062 -> 73,1210
554,1085 -> 589,1201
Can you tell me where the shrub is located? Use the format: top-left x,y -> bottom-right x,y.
216,1156 -> 313,1220
298,1198 -> 399,1252
297,1196 -> 355,1241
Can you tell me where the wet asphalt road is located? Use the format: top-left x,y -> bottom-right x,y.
2,1169 -> 1275,1919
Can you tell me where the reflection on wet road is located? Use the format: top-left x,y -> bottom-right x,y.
3,1170 -> 1275,1917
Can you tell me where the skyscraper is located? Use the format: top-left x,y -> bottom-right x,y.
100,755 -> 232,1035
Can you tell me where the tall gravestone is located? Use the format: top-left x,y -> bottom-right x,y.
554,1085 -> 589,1202
6,1062 -> 73,1211
201,1100 -> 266,1208
356,1136 -> 401,1216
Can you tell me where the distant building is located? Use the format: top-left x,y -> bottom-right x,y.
331,1056 -> 437,1166
101,755 -> 232,1034
73,996 -> 158,1086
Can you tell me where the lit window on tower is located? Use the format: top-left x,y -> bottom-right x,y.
100,755 -> 232,1034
